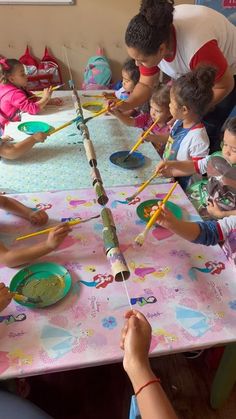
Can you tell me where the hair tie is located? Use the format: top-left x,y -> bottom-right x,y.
0,58 -> 10,70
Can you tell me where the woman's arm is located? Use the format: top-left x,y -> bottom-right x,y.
212,67 -> 234,106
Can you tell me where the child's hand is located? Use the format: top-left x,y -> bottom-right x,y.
1,135 -> 14,143
46,223 -> 71,250
155,205 -> 178,230
29,209 -> 49,226
42,87 -> 52,102
156,160 -> 173,177
48,97 -> 63,106
32,132 -> 48,143
207,200 -> 226,219
121,310 -> 152,373
109,108 -> 122,117
103,92 -> 116,100
0,283 -> 12,311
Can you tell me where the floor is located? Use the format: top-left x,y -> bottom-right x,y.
27,349 -> 236,419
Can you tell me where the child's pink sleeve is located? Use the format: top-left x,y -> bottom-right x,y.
134,113 -> 149,129
11,90 -> 40,115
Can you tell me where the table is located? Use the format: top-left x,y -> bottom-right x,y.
0,183 -> 235,379
2,91 -> 165,193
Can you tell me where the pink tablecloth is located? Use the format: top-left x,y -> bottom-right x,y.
0,183 -> 235,379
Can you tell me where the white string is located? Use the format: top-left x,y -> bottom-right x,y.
63,45 -> 73,81
121,271 -> 132,310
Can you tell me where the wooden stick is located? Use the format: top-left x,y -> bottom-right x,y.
16,214 -> 100,241
134,182 -> 178,246
124,117 -> 160,162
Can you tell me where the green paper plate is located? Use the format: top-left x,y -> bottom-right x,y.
18,121 -> 54,135
10,262 -> 72,308
136,199 -> 183,223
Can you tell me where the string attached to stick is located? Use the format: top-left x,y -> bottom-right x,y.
63,45 -> 73,83
121,271 -> 132,310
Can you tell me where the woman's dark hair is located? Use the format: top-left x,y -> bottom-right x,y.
223,117 -> 236,136
125,0 -> 174,55
151,83 -> 170,109
122,59 -> 140,85
0,58 -> 22,84
172,66 -> 216,118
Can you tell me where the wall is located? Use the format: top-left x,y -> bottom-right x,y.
0,0 -> 194,86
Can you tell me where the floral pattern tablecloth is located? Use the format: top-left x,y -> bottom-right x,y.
0,183 -> 235,379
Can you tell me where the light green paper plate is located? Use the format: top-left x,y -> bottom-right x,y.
10,262 -> 72,308
136,199 -> 183,223
18,121 -> 54,135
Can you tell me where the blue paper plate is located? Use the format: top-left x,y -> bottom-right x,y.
109,150 -> 145,170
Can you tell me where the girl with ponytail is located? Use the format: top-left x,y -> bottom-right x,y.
158,66 -> 216,189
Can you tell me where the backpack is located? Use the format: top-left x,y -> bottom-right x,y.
82,48 -> 112,90
37,47 -> 63,89
19,46 -> 62,91
19,46 -> 39,90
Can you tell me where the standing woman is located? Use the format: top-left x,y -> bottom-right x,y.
119,0 -> 236,153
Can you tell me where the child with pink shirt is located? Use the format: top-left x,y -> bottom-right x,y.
0,58 -> 62,135
111,84 -> 171,156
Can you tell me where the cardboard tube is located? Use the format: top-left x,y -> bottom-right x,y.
84,139 -> 97,166
103,227 -> 119,253
107,247 -> 130,281
79,124 -> 89,139
94,182 -> 109,206
101,208 -> 115,229
91,167 -> 102,185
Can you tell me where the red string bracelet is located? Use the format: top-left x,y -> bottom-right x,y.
135,378 -> 161,397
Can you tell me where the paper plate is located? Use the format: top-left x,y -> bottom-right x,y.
110,151 -> 145,170
18,121 -> 54,135
82,101 -> 104,113
136,199 -> 183,222
10,262 -> 72,308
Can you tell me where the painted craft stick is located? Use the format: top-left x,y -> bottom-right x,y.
126,172 -> 160,202
123,117 -> 160,162
28,84 -> 65,99
134,182 -> 178,246
84,100 -> 123,124
16,214 -> 100,241
48,116 -> 82,136
82,93 -> 115,99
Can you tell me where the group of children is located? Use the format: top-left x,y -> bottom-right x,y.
110,59 -> 236,257
0,55 -> 235,313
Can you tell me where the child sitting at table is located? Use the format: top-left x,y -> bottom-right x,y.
115,58 -> 140,100
0,131 -> 48,160
110,83 -> 171,156
156,116 -> 236,219
0,194 -> 70,267
104,59 -> 140,101
0,58 -> 62,135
